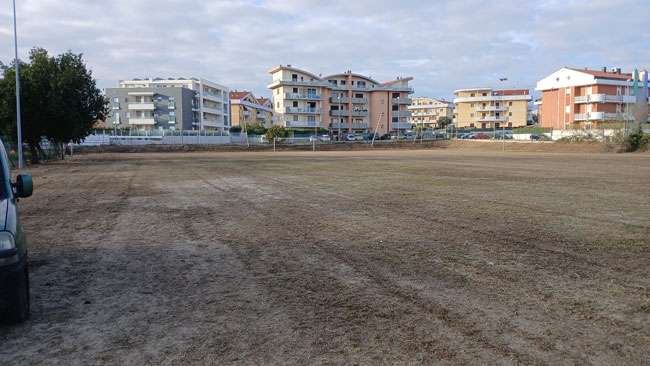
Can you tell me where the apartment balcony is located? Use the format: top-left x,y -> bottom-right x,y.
392,98 -> 413,105
128,116 -> 155,125
128,102 -> 155,110
256,112 -> 265,119
454,95 -> 532,103
202,90 -> 223,100
329,122 -> 369,130
329,96 -> 350,103
392,122 -> 412,130
112,103 -> 120,110
351,97 -> 368,104
283,121 -> 323,128
351,110 -> 368,117
191,103 -> 200,111
575,112 -> 635,121
574,94 -> 637,104
203,120 -> 224,128
267,80 -> 329,89
476,115 -> 507,122
243,111 -> 251,116
476,106 -> 507,112
411,111 -> 438,117
203,104 -> 224,113
168,102 -> 175,110
391,110 -> 412,118
168,117 -> 176,124
329,110 -> 349,117
286,93 -> 322,100
286,107 -> 322,114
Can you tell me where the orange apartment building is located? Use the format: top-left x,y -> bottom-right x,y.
267,65 -> 414,136
229,91 -> 274,128
535,67 -> 649,130
407,98 -> 454,127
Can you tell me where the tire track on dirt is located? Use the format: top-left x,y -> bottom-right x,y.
176,160 -> 539,365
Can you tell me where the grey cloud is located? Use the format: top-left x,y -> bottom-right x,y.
1,0 -> 648,101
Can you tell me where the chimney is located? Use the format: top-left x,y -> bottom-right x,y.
601,66 -> 607,72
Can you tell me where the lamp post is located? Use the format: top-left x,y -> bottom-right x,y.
499,77 -> 508,151
13,0 -> 23,169
338,95 -> 342,140
396,95 -> 400,140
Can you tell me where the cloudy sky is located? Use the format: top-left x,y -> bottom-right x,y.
1,0 -> 648,101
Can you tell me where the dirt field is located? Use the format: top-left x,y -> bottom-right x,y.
1,150 -> 649,365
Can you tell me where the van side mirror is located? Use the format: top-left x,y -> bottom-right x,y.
13,174 -> 33,198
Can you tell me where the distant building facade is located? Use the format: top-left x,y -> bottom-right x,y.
407,98 -> 454,127
453,88 -> 532,129
535,67 -> 649,130
229,91 -> 274,128
267,65 -> 414,136
106,77 -> 230,131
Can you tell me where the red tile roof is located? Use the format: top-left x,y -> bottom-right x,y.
257,98 -> 269,105
229,91 -> 250,100
568,68 -> 633,80
492,89 -> 529,96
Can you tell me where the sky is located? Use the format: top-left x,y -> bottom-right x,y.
1,0 -> 649,101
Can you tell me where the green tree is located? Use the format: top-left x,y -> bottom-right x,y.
0,48 -> 108,162
243,122 -> 267,135
437,116 -> 452,128
265,125 -> 288,142
229,125 -> 242,133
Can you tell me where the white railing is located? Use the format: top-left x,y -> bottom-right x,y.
286,107 -> 322,114
286,93 -> 322,100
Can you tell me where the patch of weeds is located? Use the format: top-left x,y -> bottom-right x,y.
566,298 -> 600,312
542,329 -> 552,337
638,303 -> 650,314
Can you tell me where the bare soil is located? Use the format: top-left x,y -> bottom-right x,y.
1,150 -> 649,365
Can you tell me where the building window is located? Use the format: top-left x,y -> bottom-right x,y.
276,89 -> 279,95
114,112 -> 120,123
470,103 -> 474,107
358,81 -> 366,87
293,115 -> 298,121
509,101 -> 512,106
470,113 -> 474,117
329,80 -> 337,85
392,105 -> 398,111
565,88 -> 571,95
340,80 -> 346,85
169,111 -> 175,116
470,93 -> 475,97
125,112 -> 130,118
125,97 -> 129,103
276,102 -> 279,108
509,112 -> 512,116
470,123 -> 475,127
482,93 -> 487,96
292,101 -> 298,107
113,97 -> 119,103
293,88 -> 298,93
308,115 -> 315,122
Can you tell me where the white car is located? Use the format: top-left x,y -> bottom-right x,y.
320,135 -> 331,142
260,136 -> 268,143
344,134 -> 356,141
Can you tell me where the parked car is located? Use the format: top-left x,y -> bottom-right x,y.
530,134 -> 541,140
465,133 -> 476,139
436,132 -> 449,139
474,133 -> 490,139
366,133 -> 380,141
381,134 -> 391,140
320,135 -> 331,142
0,140 -> 34,323
260,135 -> 268,143
344,134 -> 356,142
309,135 -> 318,142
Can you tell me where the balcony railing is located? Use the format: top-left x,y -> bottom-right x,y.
283,121 -> 323,128
286,93 -> 322,100
329,122 -> 369,130
574,94 -> 636,104
411,111 -> 438,117
476,116 -> 507,122
128,102 -> 155,110
329,110 -> 350,117
256,113 -> 265,119
575,112 -> 635,121
476,106 -> 507,112
392,98 -> 413,105
391,110 -> 412,117
203,90 -> 223,99
392,122 -> 412,129
329,96 -> 350,103
285,107 -> 322,114
351,110 -> 368,117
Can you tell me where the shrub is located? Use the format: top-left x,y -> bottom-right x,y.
623,128 -> 650,152
230,125 -> 242,133
265,125 -> 288,142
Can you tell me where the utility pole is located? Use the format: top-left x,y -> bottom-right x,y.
371,112 -> 384,147
13,0 -> 23,169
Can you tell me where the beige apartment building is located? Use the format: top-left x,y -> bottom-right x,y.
453,88 -> 532,129
229,91 -> 274,128
407,98 -> 454,127
267,65 -> 414,136
535,67 -> 649,130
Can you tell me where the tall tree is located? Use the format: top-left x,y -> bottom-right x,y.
0,48 -> 108,162
437,116 -> 452,128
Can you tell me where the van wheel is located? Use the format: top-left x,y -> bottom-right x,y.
5,264 -> 30,323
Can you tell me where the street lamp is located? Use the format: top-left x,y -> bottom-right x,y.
13,0 -> 23,169
338,95 -> 342,140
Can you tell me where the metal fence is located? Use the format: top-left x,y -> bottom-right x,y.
0,137 -> 61,169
